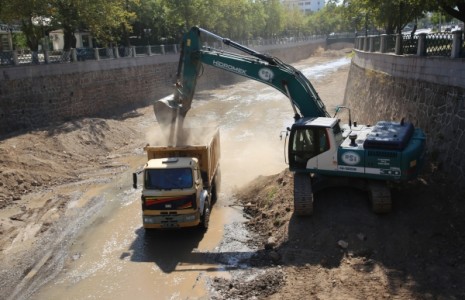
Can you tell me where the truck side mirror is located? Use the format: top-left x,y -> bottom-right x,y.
132,173 -> 138,189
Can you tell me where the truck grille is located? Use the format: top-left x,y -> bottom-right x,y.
143,194 -> 196,210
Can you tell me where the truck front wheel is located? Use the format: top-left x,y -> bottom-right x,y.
200,200 -> 211,230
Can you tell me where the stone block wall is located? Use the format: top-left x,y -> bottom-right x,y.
0,57 -> 178,135
345,51 -> 465,187
0,40 -> 325,137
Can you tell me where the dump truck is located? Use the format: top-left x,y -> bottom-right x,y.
133,127 -> 220,230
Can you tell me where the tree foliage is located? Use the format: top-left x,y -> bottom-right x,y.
1,0 -> 464,51
342,0 -> 431,34
0,0 -> 136,50
48,0 -> 137,49
0,0 -> 50,51
437,0 -> 465,23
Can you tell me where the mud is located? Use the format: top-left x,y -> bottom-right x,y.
221,167 -> 465,300
4,48 -> 461,300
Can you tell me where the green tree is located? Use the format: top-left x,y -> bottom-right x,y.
161,0 -> 265,41
306,5 -> 335,35
163,0 -> 212,34
283,6 -> 307,36
49,0 -> 137,49
430,11 -> 453,29
262,0 -> 285,38
344,0 -> 430,34
248,1 -> 267,38
133,0 -> 170,45
0,0 -> 50,51
436,0 -> 465,23
217,0 -> 254,39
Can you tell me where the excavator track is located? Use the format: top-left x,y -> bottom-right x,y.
293,173 -> 313,216
368,181 -> 392,214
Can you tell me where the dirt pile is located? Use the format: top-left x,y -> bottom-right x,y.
0,114 -> 142,210
215,166 -> 465,299
236,170 -> 294,248
0,111 -> 148,298
211,270 -> 285,300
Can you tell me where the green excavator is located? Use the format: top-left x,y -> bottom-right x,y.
154,26 -> 426,215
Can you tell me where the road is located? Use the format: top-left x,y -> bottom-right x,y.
16,52 -> 351,300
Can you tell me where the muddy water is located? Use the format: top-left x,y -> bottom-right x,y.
32,56 -> 350,300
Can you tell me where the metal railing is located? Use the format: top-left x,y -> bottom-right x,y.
0,34 -> 325,67
355,31 -> 464,58
426,32 -> 454,56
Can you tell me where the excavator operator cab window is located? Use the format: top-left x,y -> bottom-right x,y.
293,129 -> 314,152
289,126 -> 330,169
318,128 -> 330,153
290,128 -> 316,168
332,122 -> 343,146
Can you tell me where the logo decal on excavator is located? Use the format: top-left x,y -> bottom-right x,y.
259,68 -> 274,82
213,60 -> 247,75
341,151 -> 361,165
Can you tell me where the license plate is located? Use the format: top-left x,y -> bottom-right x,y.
161,223 -> 179,228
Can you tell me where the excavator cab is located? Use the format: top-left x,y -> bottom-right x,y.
288,117 -> 340,171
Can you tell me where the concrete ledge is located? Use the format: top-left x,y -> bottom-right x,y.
346,51 -> 465,188
353,50 -> 465,89
0,54 -> 180,81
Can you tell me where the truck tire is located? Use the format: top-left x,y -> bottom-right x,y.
293,173 -> 313,216
200,200 -> 211,230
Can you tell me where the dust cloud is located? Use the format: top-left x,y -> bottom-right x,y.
149,92 -> 292,191
147,51 -> 351,190
145,120 -> 219,147
220,131 -> 288,189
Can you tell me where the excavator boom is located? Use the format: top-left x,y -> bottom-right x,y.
154,26 -> 329,129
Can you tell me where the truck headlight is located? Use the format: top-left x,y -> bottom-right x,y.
184,214 -> 196,221
143,216 -> 157,223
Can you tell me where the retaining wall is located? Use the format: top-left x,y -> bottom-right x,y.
0,40 -> 325,137
345,51 -> 465,187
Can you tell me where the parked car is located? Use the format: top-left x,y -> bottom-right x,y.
76,48 -> 93,61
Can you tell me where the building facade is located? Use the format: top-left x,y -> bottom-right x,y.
49,30 -> 93,50
0,24 -> 21,51
282,0 -> 325,13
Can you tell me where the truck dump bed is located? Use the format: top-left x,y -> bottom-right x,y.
144,127 -> 220,186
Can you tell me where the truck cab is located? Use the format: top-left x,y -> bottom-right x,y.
141,157 -> 209,229
133,127 -> 220,230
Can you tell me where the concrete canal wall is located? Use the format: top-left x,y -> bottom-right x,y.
345,51 -> 465,187
0,40 -> 325,136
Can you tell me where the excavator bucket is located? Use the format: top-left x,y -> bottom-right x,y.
153,94 -> 181,129
153,94 -> 188,146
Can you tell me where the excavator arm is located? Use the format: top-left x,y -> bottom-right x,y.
154,26 -> 329,129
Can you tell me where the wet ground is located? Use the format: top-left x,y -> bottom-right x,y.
0,51 -> 352,300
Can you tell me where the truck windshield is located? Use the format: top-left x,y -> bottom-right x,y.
145,168 -> 193,190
